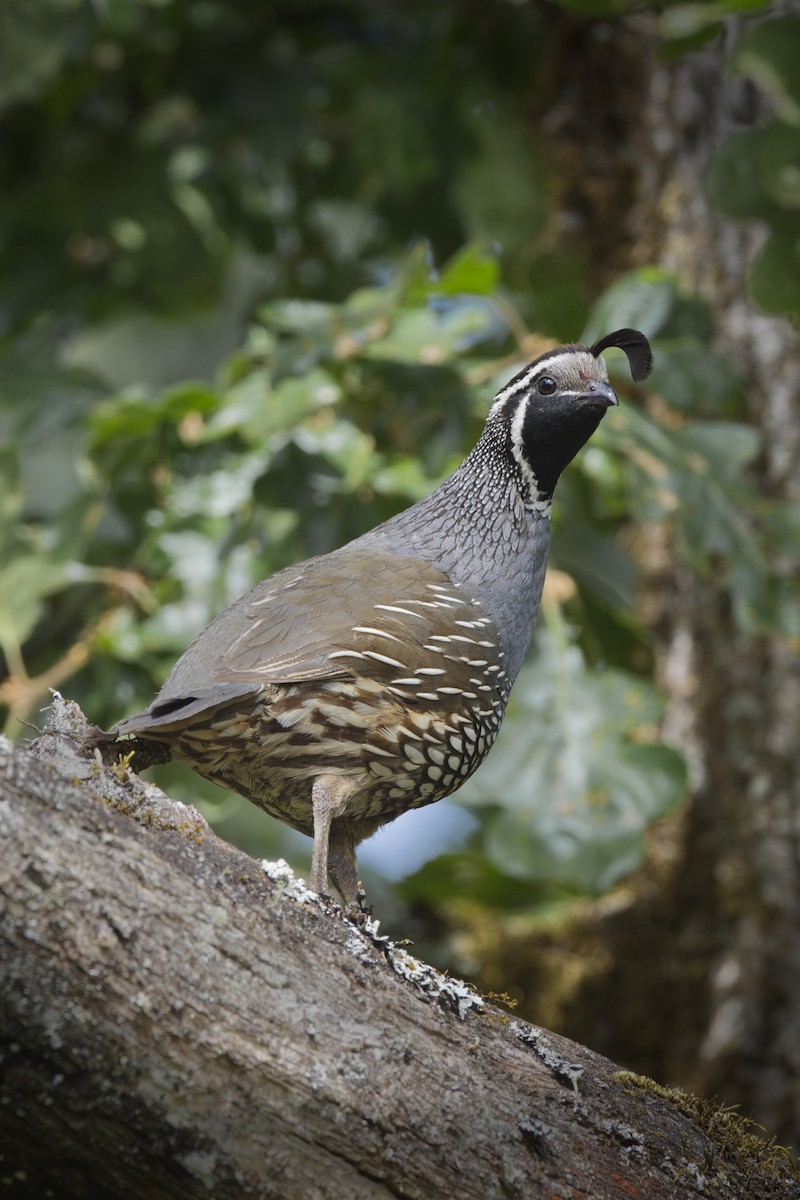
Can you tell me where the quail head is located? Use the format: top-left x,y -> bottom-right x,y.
108,329 -> 653,906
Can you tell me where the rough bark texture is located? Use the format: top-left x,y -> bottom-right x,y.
630,25 -> 800,1146
1,696 -> 797,1200
475,9 -> 800,1154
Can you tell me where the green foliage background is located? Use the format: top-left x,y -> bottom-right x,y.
1,0 -> 797,922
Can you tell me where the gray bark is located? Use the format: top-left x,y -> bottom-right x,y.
474,10 -> 800,1152
630,18 -> 800,1142
1,696 -> 796,1200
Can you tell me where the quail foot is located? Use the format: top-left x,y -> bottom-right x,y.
105,329 -> 653,907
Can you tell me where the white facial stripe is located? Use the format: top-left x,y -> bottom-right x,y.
509,400 -> 552,519
491,363 -> 553,411
493,349 -> 572,400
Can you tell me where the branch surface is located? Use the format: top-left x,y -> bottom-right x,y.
0,697 -> 796,1200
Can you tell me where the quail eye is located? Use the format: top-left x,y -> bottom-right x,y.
537,376 -> 557,396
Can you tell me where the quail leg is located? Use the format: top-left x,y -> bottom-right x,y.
327,822 -> 359,909
310,778 -> 334,896
310,775 -> 360,901
329,815 -> 387,912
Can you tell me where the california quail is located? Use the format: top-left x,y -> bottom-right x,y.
108,329 -> 652,906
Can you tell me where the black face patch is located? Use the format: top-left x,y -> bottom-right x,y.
493,331 -> 649,505
515,386 -> 611,499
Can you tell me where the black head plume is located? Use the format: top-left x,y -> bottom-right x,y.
590,328 -> 653,382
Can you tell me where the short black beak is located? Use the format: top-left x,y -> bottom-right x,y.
580,381 -> 619,409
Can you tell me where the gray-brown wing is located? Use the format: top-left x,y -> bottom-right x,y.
113,545 -> 502,737
218,545 -> 499,690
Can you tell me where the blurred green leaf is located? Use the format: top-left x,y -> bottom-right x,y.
606,406 -> 798,634
706,18 -> 800,320
707,120 -> 800,231
211,368 -> 342,444
732,14 -> 800,127
749,228 -> 800,316
0,548 -> 70,657
461,622 -> 686,894
258,300 -> 335,336
581,270 -> 680,344
399,847 -> 582,912
0,0 -> 82,110
706,128 -> 772,220
659,0 -> 769,42
677,420 -> 761,475
758,122 -> 800,209
648,342 -> 745,417
435,244 -> 500,297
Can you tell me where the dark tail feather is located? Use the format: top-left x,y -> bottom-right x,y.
111,682 -> 263,738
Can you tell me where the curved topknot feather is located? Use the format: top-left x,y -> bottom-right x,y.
590,328 -> 653,382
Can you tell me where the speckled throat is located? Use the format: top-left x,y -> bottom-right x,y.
351,408 -> 553,686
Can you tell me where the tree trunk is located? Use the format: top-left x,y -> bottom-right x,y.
630,23 -> 800,1146
0,695 -> 796,1200
474,9 -> 800,1152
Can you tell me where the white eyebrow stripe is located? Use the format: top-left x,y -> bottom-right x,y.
490,347 -> 608,412
491,352 -> 570,405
